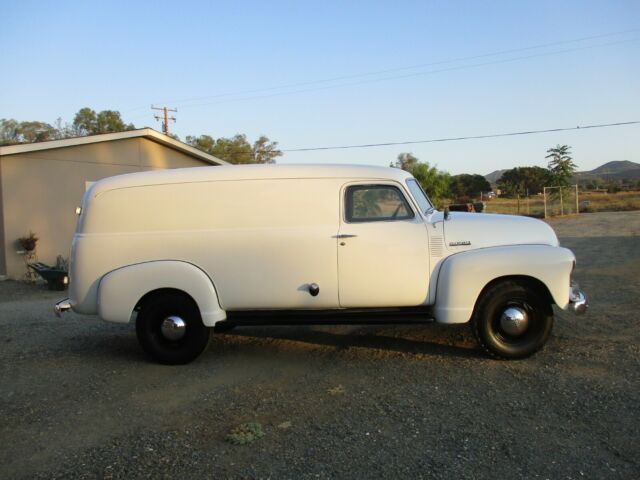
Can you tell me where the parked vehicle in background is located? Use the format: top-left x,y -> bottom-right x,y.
55,165 -> 587,364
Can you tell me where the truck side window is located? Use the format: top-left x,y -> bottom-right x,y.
345,185 -> 415,223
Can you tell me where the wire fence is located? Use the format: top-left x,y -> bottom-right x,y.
483,185 -> 580,218
543,185 -> 580,217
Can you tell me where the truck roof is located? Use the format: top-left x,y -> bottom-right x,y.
89,164 -> 415,197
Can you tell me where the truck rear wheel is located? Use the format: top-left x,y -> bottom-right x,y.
472,280 -> 553,359
136,292 -> 211,364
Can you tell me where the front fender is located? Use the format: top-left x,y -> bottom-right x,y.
433,245 -> 575,324
97,260 -> 226,326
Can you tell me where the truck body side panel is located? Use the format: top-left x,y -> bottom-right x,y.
71,178 -> 343,313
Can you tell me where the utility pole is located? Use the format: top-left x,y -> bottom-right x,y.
151,105 -> 177,135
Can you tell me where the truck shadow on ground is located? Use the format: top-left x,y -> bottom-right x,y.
64,324 -> 480,363
215,324 -> 480,360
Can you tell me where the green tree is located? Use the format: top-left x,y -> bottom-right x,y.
19,121 -> 57,142
185,134 -> 216,153
392,152 -> 419,170
252,135 -> 282,164
606,180 -> 621,193
186,134 -> 281,164
73,107 -> 134,135
96,110 -> 134,134
0,118 -> 20,145
450,174 -> 491,199
73,108 -> 97,135
546,144 -> 577,187
214,135 -> 253,163
53,117 -> 75,140
411,162 -> 451,200
1,109 -> 134,145
0,118 -> 56,145
392,153 -> 451,203
497,166 -> 551,197
352,189 -> 384,218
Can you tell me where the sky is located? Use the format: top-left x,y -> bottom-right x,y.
1,0 -> 639,175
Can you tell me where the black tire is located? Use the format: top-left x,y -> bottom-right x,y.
136,292 -> 211,365
472,280 -> 553,359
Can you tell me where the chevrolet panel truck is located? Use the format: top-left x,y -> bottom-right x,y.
55,164 -> 587,364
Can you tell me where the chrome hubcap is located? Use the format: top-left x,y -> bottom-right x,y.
499,306 -> 529,336
160,315 -> 186,341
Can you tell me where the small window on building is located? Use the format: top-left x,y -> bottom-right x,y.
345,185 -> 414,222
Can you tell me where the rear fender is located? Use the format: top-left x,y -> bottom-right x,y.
97,260 -> 226,326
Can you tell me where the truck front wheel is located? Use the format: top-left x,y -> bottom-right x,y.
472,280 -> 553,359
136,292 -> 211,364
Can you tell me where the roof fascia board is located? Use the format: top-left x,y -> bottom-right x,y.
0,128 -> 228,165
142,129 -> 228,165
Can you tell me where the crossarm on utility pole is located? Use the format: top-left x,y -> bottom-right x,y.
151,105 -> 177,135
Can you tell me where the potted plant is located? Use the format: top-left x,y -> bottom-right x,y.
18,231 -> 38,252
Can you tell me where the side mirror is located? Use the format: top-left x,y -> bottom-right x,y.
444,206 -> 450,221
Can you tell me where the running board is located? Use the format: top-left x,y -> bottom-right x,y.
221,307 -> 435,327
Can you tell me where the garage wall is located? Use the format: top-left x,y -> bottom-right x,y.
0,138 -> 211,278
0,158 -> 5,279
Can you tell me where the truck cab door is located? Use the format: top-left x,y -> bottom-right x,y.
337,182 -> 430,308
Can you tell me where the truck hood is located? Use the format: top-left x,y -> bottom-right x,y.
432,211 -> 559,252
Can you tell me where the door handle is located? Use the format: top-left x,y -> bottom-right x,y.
335,234 -> 358,239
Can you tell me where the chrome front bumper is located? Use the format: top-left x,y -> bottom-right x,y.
54,298 -> 71,317
569,282 -> 588,315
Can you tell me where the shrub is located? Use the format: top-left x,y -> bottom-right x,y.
225,422 -> 264,445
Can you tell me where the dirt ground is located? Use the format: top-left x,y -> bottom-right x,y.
1,211 -> 639,479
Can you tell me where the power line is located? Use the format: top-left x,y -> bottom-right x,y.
178,120 -> 640,160
123,27 -> 639,114
173,38 -> 640,110
158,28 -> 640,108
281,121 -> 640,153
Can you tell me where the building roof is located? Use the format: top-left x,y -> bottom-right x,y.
0,128 -> 228,165
89,163 -> 413,197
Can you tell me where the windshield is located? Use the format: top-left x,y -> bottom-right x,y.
406,179 -> 434,214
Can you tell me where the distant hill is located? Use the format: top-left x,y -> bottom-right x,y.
576,160 -> 640,181
485,161 -> 640,185
485,169 -> 507,184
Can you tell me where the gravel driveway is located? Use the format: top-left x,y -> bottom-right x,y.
1,211 -> 639,479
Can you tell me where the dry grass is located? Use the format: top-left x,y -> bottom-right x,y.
484,196 -> 546,217
578,191 -> 640,212
483,191 -> 640,217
